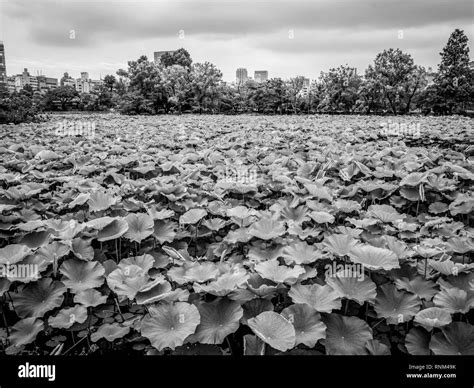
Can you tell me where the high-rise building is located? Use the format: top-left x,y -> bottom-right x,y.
469,61 -> 474,71
0,41 -> 7,92
302,77 -> 310,88
236,68 -> 248,84
154,50 -> 175,64
254,70 -> 268,83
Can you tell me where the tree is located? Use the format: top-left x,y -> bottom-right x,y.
416,84 -> 447,115
286,76 -> 306,113
248,81 -> 269,113
0,79 -> 8,98
0,92 -> 38,123
189,62 -> 222,113
21,84 -> 34,98
160,48 -> 192,68
78,92 -> 98,111
114,69 -> 128,97
161,65 -> 191,113
434,29 -> 473,113
266,78 -> 289,114
318,66 -> 361,113
234,79 -> 254,112
365,48 -> 426,114
122,56 -> 168,113
118,90 -> 152,115
43,86 -> 79,111
216,83 -> 239,113
306,82 -> 324,113
356,77 -> 384,113
103,75 -> 116,92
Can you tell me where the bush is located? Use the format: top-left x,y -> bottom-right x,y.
0,92 -> 38,124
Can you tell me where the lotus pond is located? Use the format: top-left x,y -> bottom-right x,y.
0,113 -> 473,355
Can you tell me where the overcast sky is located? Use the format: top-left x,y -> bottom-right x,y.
0,0 -> 473,82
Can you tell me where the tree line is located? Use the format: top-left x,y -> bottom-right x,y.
1,29 -> 473,123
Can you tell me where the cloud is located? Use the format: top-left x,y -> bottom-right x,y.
253,23 -> 470,55
0,0 -> 472,81
3,0 -> 473,47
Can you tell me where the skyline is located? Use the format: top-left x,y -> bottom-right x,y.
0,0 -> 473,82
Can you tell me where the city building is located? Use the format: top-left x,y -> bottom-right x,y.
0,41 -> 7,91
91,79 -> 104,90
75,72 -> 91,93
254,70 -> 268,83
298,86 -> 311,98
60,71 -> 103,93
61,72 -> 76,88
14,68 -> 39,90
236,68 -> 248,84
37,75 -> 58,90
12,68 -> 58,92
7,76 -> 15,94
469,61 -> 474,71
296,77 -> 313,98
154,50 -> 175,64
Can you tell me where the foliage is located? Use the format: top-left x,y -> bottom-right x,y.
433,29 -> 474,114
0,113 -> 472,356
42,86 -> 79,111
10,30 -> 472,118
365,49 -> 427,114
160,48 -> 193,69
0,89 -> 39,124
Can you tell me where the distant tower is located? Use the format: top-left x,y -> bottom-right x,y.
236,68 -> 248,84
0,41 -> 7,92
